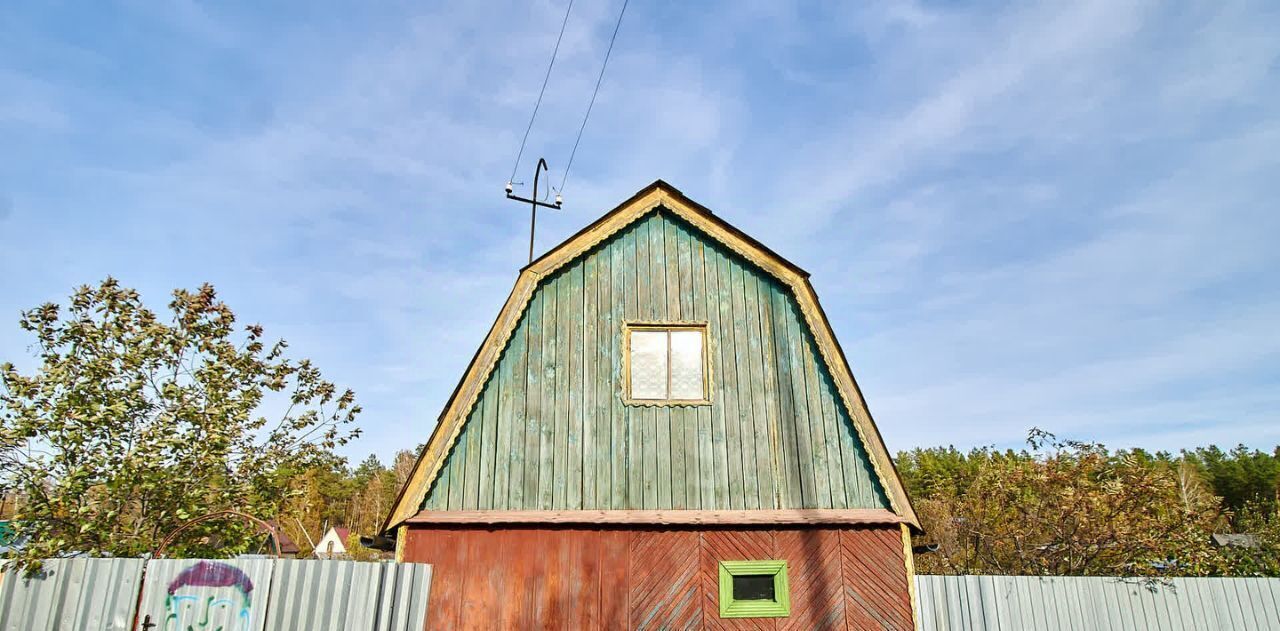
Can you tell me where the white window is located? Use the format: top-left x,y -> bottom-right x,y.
625,324 -> 709,403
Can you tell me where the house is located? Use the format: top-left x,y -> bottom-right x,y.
314,526 -> 351,559
379,181 -> 921,629
257,522 -> 301,558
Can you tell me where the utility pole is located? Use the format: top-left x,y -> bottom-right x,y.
506,158 -> 562,264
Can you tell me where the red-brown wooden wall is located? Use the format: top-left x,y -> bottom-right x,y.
403,525 -> 913,630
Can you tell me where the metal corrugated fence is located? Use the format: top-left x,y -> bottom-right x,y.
1,558 -> 430,631
0,558 -> 144,631
266,560 -> 431,631
915,575 -> 1280,630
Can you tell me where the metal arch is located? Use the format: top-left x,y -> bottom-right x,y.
153,509 -> 282,559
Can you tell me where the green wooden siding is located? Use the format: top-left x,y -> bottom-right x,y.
421,208 -> 890,511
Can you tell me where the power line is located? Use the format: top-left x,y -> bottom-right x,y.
558,0 -> 629,194
509,0 -> 576,185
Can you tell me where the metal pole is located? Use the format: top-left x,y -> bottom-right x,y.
505,157 -> 561,265
529,158 -> 547,263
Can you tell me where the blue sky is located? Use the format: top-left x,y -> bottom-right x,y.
3,0 -> 1278,465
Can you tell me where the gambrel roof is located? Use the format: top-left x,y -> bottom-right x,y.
383,180 -> 919,532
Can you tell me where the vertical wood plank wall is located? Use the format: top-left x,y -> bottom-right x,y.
421,209 -> 889,513
405,525 -> 913,631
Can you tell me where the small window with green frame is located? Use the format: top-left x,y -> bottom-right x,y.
718,560 -> 790,618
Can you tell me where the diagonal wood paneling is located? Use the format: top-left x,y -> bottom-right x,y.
776,529 -> 845,631
841,527 -> 914,630
630,530 -> 703,630
701,530 -> 777,631
405,525 -> 913,630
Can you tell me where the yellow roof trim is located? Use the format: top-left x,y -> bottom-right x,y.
381,180 -> 920,532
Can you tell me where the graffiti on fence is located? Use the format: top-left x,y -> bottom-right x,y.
162,560 -> 254,631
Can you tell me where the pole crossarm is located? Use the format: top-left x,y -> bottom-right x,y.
505,157 -> 562,263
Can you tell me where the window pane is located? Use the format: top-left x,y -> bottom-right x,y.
669,330 -> 704,399
629,330 -> 667,399
732,574 -> 776,601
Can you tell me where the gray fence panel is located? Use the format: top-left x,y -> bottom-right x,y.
0,558 -> 145,631
265,560 -> 430,631
136,558 -> 275,631
916,576 -> 1280,631
373,561 -> 431,631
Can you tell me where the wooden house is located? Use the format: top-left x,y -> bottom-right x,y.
314,526 -> 351,559
380,181 -> 921,629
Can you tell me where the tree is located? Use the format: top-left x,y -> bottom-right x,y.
910,429 -> 1227,577
0,278 -> 360,569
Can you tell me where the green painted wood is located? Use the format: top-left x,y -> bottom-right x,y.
523,289 -> 544,505
538,275 -> 558,508
701,232 -> 731,510
582,255 -> 598,510
608,234 -> 627,510
662,215 -> 686,510
688,230 -> 715,511
743,271 -> 775,510
419,208 -> 889,512
729,261 -> 761,510
768,286 -> 804,508
713,248 -> 746,510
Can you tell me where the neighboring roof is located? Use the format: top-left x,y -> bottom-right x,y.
331,527 -> 351,543
382,180 -> 920,532
265,523 -> 301,555
1211,533 -> 1259,549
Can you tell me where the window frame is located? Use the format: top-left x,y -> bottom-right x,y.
621,321 -> 712,406
718,560 -> 791,618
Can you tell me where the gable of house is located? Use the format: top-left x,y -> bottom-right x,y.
385,181 -> 917,531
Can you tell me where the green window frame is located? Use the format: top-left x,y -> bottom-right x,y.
718,560 -> 790,618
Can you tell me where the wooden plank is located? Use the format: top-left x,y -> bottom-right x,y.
727,258 -> 760,510
630,530 -> 702,630
768,286 -> 804,508
663,213 -> 686,510
742,270 -> 776,510
689,233 -> 715,511
781,297 -> 820,507
777,529 -> 844,631
674,222 -> 701,510
539,273 -> 560,508
524,289 -> 545,506
566,261 -> 585,510
799,323 -> 834,507
447,424 -> 467,509
549,266 -> 570,509
816,364 -> 850,509
459,525 -> 500,630
808,340 -> 849,506
714,250 -> 746,510
472,387 -> 492,509
650,212 -> 673,510
403,508 -> 906,525
497,314 -> 527,509
583,255 -> 598,509
702,241 -> 731,510
634,217 -> 653,510
423,450 -> 448,509
593,244 -> 612,508
415,528 -> 467,629
755,278 -> 784,510
611,229 -> 630,510
599,530 -> 631,627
